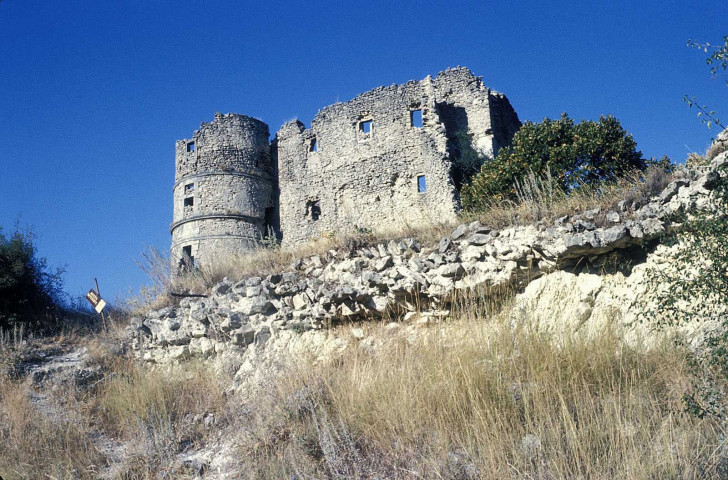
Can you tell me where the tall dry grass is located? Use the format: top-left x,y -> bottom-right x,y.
90,359 -> 227,477
0,370 -> 106,479
236,305 -> 723,479
0,318 -> 228,479
96,360 -> 226,440
464,166 -> 675,229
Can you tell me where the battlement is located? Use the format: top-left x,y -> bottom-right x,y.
171,68 -> 521,267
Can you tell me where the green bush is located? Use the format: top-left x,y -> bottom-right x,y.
0,226 -> 65,332
461,113 -> 650,211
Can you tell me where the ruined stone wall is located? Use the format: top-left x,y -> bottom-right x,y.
276,67 -> 521,246
274,77 -> 455,245
429,67 -> 520,157
171,68 -> 521,263
172,113 -> 274,267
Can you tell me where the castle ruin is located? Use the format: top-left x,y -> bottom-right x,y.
171,67 -> 521,267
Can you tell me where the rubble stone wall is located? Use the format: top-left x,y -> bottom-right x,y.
141,152 -> 727,364
275,67 -> 521,245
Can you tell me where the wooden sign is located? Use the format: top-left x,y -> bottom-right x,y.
86,289 -> 107,313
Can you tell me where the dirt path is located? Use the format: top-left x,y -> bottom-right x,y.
22,344 -> 130,478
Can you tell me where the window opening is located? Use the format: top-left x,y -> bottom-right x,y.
184,197 -> 194,207
359,120 -> 372,134
309,137 -> 318,152
417,175 -> 427,193
186,141 -> 195,152
184,183 -> 195,193
264,207 -> 277,240
180,245 -> 195,271
305,199 -> 321,221
410,109 -> 423,128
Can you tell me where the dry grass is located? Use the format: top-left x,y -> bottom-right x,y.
707,137 -> 728,162
95,360 -> 226,441
235,303 -> 723,479
0,363 -> 106,479
463,166 -> 675,230
0,314 -> 228,480
86,353 -> 227,479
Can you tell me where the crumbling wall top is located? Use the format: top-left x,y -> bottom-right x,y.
175,113 -> 272,181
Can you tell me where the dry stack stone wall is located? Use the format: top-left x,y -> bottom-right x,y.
140,152 -> 728,363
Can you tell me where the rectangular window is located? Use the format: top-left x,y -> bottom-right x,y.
417,175 -> 427,193
184,197 -> 194,207
186,141 -> 195,152
184,183 -> 195,192
359,120 -> 372,134
181,245 -> 195,270
309,137 -> 318,152
410,109 -> 423,128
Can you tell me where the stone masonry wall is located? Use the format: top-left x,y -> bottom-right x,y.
171,68 -> 520,264
172,114 -> 275,267
430,67 -> 521,156
275,67 -> 521,246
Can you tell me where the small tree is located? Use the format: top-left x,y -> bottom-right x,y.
642,159 -> 728,421
448,130 -> 491,191
461,113 -> 648,211
0,226 -> 65,331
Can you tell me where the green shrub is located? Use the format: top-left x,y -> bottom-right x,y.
461,113 -> 651,211
642,163 -> 728,421
0,226 -> 64,332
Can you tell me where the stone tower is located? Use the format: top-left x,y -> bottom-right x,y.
170,68 -> 521,268
171,113 -> 275,269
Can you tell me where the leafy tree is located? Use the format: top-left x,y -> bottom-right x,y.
0,226 -> 65,331
461,113 -> 648,211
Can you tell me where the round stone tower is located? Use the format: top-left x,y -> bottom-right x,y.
171,113 -> 274,270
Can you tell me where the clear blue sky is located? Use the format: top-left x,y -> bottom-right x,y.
0,0 -> 725,303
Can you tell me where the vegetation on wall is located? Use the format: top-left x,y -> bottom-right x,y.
460,113 -> 666,211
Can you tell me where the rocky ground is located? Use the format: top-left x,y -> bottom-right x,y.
2,146 -> 726,479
